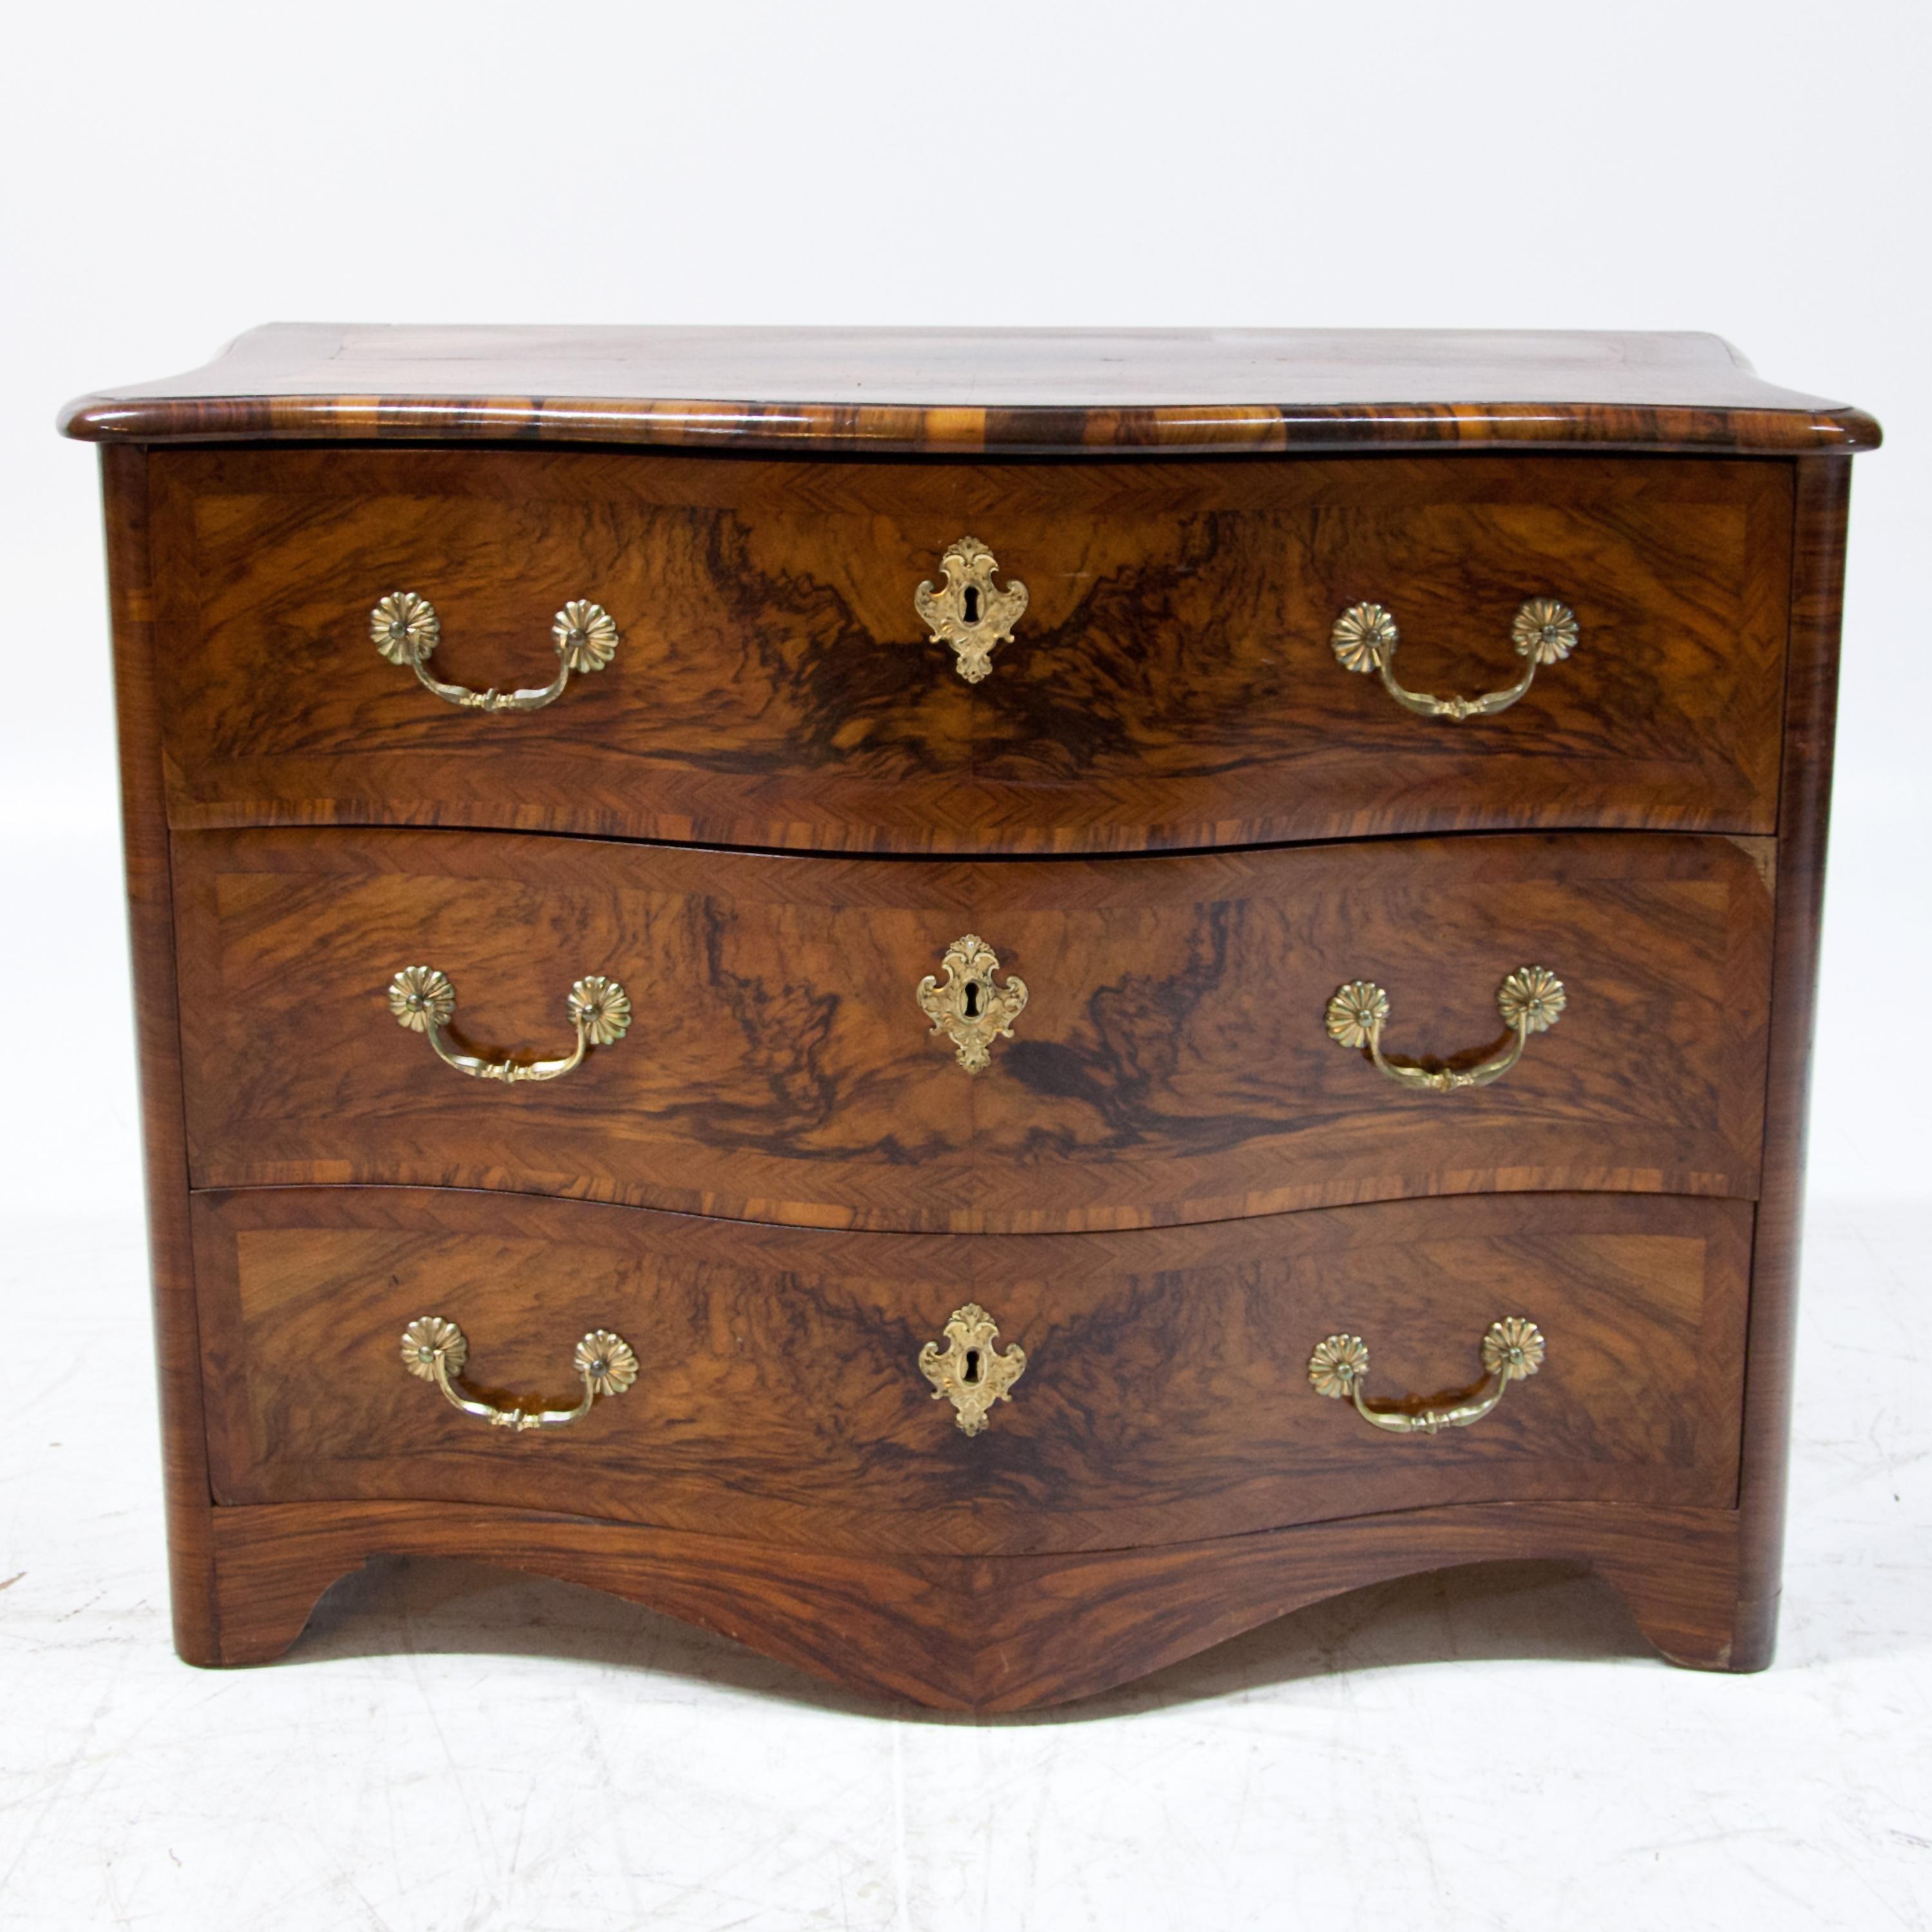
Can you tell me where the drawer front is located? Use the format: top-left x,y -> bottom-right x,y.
152,448 -> 1791,853
175,828 -> 1772,1232
196,1189 -> 1750,1553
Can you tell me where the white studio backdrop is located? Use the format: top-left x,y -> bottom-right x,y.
0,0 -> 1924,1209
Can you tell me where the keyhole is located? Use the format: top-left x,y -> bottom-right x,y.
963,980 -> 981,1018
962,585 -> 980,623
963,1348 -> 981,1385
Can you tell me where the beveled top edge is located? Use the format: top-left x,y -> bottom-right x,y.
59,324 -> 1881,454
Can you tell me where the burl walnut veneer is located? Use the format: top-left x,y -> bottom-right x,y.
63,327 -> 1877,1709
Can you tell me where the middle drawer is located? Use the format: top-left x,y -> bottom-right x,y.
174,827 -> 1772,1233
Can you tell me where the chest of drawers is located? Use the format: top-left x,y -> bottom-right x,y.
63,327 -> 1877,1710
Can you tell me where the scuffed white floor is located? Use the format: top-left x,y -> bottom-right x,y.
0,1200 -> 1926,1931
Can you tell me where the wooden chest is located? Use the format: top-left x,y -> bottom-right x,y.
62,327 -> 1878,1709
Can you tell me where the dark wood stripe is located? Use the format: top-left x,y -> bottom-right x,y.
62,392 -> 1881,456
1732,456 -> 1853,1668
102,444 -> 222,1665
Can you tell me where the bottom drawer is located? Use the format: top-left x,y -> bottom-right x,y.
195,1189 -> 1749,1555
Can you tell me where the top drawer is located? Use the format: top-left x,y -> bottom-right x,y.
149,448 -> 1793,853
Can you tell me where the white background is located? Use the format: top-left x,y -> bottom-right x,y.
1,3 -> 1926,1927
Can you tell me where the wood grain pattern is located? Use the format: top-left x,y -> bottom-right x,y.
172,828 -> 1774,1232
70,327 -> 1875,1698
100,446 -> 222,1667
202,1496 -> 1753,1705
194,1187 -> 1750,1553
59,324 -> 1881,455
1732,458 -> 1853,1669
147,448 -> 1793,853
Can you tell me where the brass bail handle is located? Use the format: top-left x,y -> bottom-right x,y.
1308,1318 -> 1546,1436
1332,599 -> 1579,721
1326,966 -> 1566,1093
401,1316 -> 639,1431
371,592 -> 621,713
387,966 -> 632,1083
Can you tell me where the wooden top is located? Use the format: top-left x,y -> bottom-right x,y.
59,324 -> 1879,456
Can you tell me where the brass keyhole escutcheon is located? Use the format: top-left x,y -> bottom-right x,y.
914,536 -> 1028,683
916,935 -> 1027,1073
919,1305 -> 1025,1435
